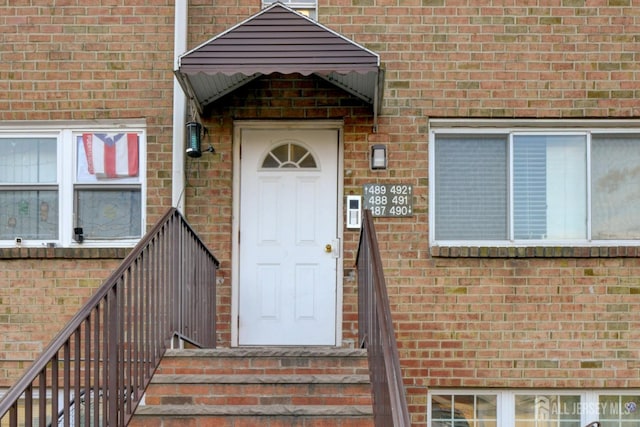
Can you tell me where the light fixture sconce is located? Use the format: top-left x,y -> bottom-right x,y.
186,121 -> 203,158
371,144 -> 387,170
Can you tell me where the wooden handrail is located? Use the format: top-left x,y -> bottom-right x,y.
356,210 -> 411,427
0,207 -> 219,427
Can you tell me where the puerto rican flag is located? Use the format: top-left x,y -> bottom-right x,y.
82,133 -> 139,179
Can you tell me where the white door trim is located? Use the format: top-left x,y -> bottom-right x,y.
231,120 -> 344,347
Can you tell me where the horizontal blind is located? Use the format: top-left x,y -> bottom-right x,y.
513,136 -> 547,239
434,135 -> 508,240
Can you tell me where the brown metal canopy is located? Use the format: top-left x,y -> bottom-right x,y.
175,3 -> 383,121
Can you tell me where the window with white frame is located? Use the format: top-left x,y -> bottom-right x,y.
430,122 -> 640,246
262,0 -> 317,19
0,124 -> 145,248
429,390 -> 640,426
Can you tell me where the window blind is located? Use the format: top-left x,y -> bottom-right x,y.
434,135 -> 508,240
513,136 -> 547,239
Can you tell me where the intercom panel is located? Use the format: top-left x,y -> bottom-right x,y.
346,195 -> 362,229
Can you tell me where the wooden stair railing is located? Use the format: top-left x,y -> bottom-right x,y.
0,207 -> 219,427
356,209 -> 411,427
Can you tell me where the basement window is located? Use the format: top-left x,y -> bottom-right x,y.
429,390 -> 640,427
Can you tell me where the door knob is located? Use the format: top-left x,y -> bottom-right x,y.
325,244 -> 332,253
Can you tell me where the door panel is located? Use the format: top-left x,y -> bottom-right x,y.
238,129 -> 338,346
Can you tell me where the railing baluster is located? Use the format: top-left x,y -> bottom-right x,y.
134,258 -> 142,397
160,226 -> 169,348
51,354 -> 59,427
145,246 -> 152,375
73,329 -> 81,427
24,385 -> 33,427
92,306 -> 100,427
38,370 -> 46,427
63,339 -> 70,427
84,314 -> 91,427
125,266 -> 133,415
8,402 -> 17,427
140,251 -> 148,381
176,218 -> 183,339
117,276 -> 126,427
105,288 -> 114,427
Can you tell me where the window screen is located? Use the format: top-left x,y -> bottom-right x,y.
434,135 -> 508,240
591,134 -> 640,239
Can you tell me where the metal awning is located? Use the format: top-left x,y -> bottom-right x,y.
174,3 -> 384,124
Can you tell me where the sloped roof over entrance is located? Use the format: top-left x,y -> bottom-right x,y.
174,3 -> 383,118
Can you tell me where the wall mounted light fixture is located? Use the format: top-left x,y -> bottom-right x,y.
186,121 -> 203,158
186,121 -> 214,158
371,144 -> 387,170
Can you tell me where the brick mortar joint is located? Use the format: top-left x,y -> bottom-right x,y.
431,246 -> 640,258
0,247 -> 131,260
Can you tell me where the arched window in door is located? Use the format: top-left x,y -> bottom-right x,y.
261,142 -> 318,169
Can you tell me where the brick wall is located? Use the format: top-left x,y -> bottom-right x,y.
1,1 -> 640,426
0,0 -> 176,220
0,1 -> 175,386
323,0 -> 640,119
0,254 -> 125,386
394,255 -> 640,424
319,2 -> 640,424
210,2 -> 639,425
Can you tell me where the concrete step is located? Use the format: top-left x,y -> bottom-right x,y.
129,347 -> 374,427
153,347 -> 370,376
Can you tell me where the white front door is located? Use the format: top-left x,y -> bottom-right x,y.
237,127 -> 339,346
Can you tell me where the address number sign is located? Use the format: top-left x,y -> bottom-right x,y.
363,184 -> 413,217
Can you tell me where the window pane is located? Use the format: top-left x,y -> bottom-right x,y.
620,397 -> 640,422
431,394 -> 497,427
434,135 -> 508,240
75,189 -> 141,239
282,0 -> 315,4
515,394 -> 581,426
432,395 -> 454,422
600,395 -> 640,424
591,135 -> 640,239
77,133 -> 139,182
513,135 -> 587,240
0,190 -> 58,240
261,143 -> 317,169
558,395 -> 581,420
477,394 -> 498,422
0,138 -> 57,183
262,0 -> 316,18
453,395 -> 474,424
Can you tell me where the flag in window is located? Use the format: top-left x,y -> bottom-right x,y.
82,133 -> 139,178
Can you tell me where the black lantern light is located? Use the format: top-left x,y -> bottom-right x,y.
186,121 -> 203,158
